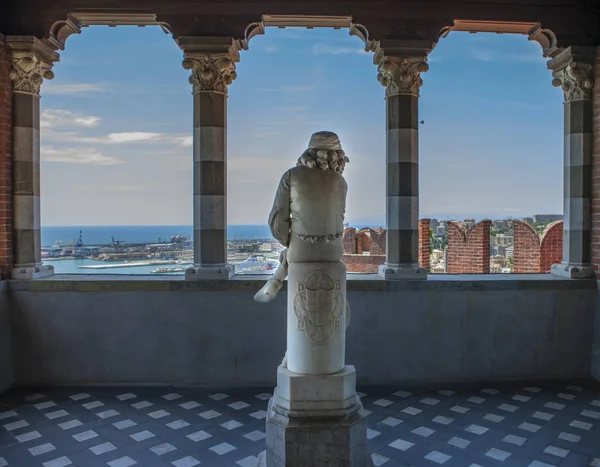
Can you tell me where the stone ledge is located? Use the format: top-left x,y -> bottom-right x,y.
4,274 -> 596,292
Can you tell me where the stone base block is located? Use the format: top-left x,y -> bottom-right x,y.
379,263 -> 427,280
264,397 -> 371,467
185,264 -> 235,280
11,264 -> 54,280
274,365 -> 358,415
551,263 -> 594,279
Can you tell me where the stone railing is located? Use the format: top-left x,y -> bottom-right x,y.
342,219 -> 564,274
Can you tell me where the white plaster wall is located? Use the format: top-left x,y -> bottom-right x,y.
8,282 -> 596,387
0,281 -> 13,393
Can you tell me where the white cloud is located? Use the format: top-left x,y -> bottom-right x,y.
41,146 -> 122,165
42,82 -> 107,95
107,132 -> 164,143
470,48 -> 494,61
280,85 -> 316,93
266,46 -> 279,53
313,44 -> 366,55
41,109 -> 102,129
179,136 -> 193,147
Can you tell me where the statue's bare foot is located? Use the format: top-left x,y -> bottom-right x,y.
254,278 -> 283,303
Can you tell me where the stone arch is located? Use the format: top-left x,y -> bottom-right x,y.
436,20 -> 561,59
45,13 -> 176,54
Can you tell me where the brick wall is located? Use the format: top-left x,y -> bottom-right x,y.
447,220 -> 491,274
539,221 -> 563,272
592,46 -> 600,277
418,219 -> 431,272
0,35 -> 12,279
357,229 -> 371,254
341,254 -> 384,274
513,221 -> 541,273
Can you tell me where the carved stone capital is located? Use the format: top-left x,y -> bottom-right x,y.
177,37 -> 241,94
377,57 -> 429,97
182,55 -> 237,93
6,36 -> 59,95
548,47 -> 596,102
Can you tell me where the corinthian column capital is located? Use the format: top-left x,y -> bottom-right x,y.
548,47 -> 596,102
6,36 -> 59,95
377,57 -> 429,97
177,37 -> 241,94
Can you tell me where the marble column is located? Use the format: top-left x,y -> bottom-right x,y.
177,37 -> 239,279
7,37 -> 58,279
376,55 -> 429,280
549,47 -> 596,278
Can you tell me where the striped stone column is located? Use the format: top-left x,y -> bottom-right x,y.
7,37 -> 58,279
376,56 -> 428,280
178,37 -> 240,279
549,47 -> 595,278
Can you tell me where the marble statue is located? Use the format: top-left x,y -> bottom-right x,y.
255,132 -> 370,467
254,131 -> 349,304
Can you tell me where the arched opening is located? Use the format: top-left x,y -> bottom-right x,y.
40,25 -> 194,274
226,23 -> 385,274
421,28 -> 563,274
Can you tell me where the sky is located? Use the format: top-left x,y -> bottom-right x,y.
39,26 -> 564,227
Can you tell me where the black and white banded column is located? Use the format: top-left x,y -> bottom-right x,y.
7,37 -> 58,279
376,56 -> 429,280
178,37 -> 239,279
549,47 -> 595,278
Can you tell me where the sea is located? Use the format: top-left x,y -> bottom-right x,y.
42,225 -> 275,275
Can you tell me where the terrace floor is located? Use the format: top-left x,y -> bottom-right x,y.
1,381 -> 600,467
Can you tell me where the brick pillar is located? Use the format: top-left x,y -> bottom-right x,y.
540,221 -> 564,272
7,37 -> 58,279
177,37 -> 241,280
549,47 -> 596,278
369,228 -> 386,256
447,220 -> 491,274
418,219 -> 431,272
376,51 -> 430,280
342,227 -> 357,254
513,221 -> 541,273
0,36 -> 12,279
592,47 -> 600,277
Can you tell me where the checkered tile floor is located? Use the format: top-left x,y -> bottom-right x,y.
1,381 -> 600,466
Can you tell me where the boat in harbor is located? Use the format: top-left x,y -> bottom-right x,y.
235,254 -> 280,274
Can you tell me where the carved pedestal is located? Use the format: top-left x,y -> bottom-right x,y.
259,261 -> 371,467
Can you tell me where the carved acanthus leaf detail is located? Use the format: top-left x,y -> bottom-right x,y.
377,58 -> 429,97
9,52 -> 55,95
551,62 -> 594,102
182,55 -> 238,93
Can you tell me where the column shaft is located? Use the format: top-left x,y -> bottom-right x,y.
386,93 -> 419,267
193,91 -> 227,267
7,36 -> 57,279
562,99 -> 592,266
177,36 -> 240,279
549,47 -> 596,278
13,92 -> 41,268
376,56 -> 429,280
